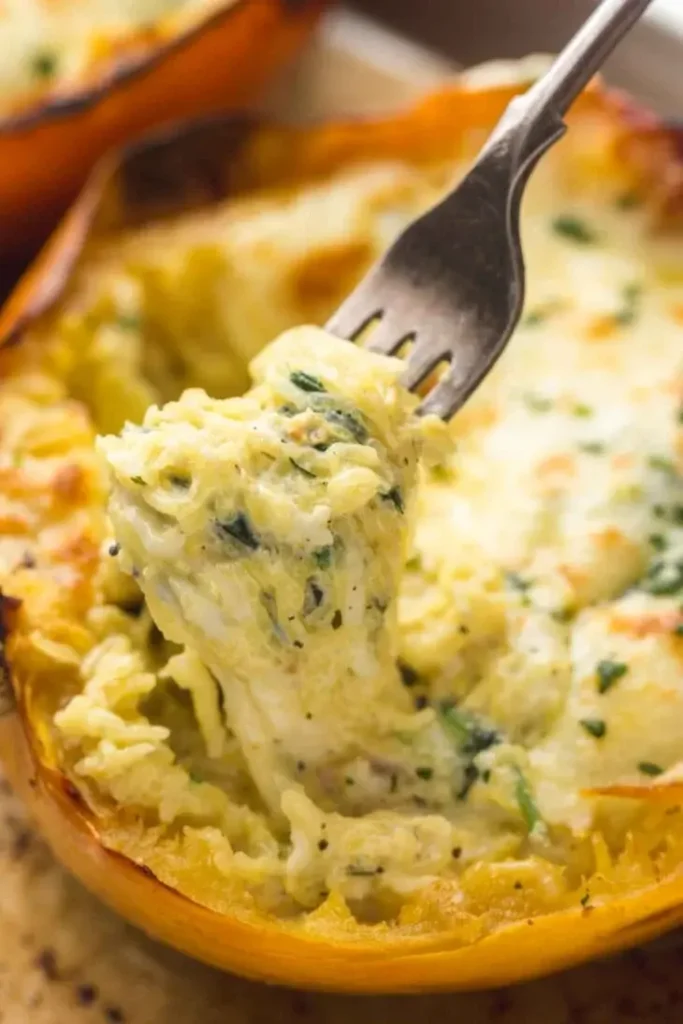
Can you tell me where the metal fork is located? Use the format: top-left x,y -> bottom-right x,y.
326,0 -> 655,420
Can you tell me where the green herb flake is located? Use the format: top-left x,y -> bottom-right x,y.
572,403 -> 593,418
130,476 -> 145,486
116,313 -> 141,332
641,560 -> 683,596
673,623 -> 683,638
32,50 -> 58,78
649,534 -> 667,553
215,512 -> 259,550
648,455 -> 676,474
522,308 -> 551,328
323,408 -> 368,444
405,554 -> 422,571
580,892 -> 591,908
331,609 -> 343,630
313,546 -> 332,569
523,393 -> 553,414
505,571 -> 532,593
381,486 -> 404,514
289,457 -> 316,478
579,717 -> 607,739
168,473 -> 191,490
578,441 -> 605,455
615,190 -> 642,211
614,283 -> 642,326
514,767 -> 543,834
290,371 -> 326,393
638,761 -> 664,777
416,767 -> 434,781
596,659 -> 628,694
551,215 -> 597,245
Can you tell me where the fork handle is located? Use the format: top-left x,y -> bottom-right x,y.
523,0 -> 655,119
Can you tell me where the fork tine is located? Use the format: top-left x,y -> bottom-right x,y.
400,339 -> 447,392
417,364 -> 471,420
365,313 -> 414,357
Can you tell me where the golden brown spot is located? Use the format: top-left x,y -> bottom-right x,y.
585,314 -> 619,341
536,453 -> 576,480
611,610 -> 682,637
289,242 -> 372,315
51,463 -> 85,504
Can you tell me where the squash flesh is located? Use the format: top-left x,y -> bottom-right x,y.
2,76 -> 683,989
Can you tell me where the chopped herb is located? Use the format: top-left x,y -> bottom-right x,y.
344,776 -> 355,786
580,892 -> 591,908
168,473 -> 191,489
649,534 -> 667,552
596,659 -> 628,694
290,371 -> 326,393
318,839 -> 329,852
552,215 -> 597,245
323,408 -> 368,443
580,717 -> 607,739
505,570 -> 532,593
615,190 -> 642,210
451,846 -> 462,859
648,455 -> 676,474
303,579 -> 325,615
673,506 -> 683,525
414,694 -> 429,711
289,457 -> 316,478
116,313 -> 141,332
296,760 -> 306,772
416,766 -> 433,781
313,546 -> 332,569
523,393 -> 553,413
130,476 -> 145,485
522,308 -> 551,328
653,503 -> 667,519
514,881 -> 523,891
398,661 -> 420,687
638,761 -> 664,777
405,554 -> 422,571
674,623 -> 683,637
514,767 -> 543,833
439,703 -> 500,800
430,464 -> 450,481
614,283 -> 642,326
578,441 -> 605,455
381,486 -> 404,513
572,403 -> 593,418
439,705 -> 500,755
279,403 -> 297,417
32,50 -> 57,78
641,560 -> 683,596
215,512 -> 259,550
188,771 -> 204,784
331,609 -> 343,630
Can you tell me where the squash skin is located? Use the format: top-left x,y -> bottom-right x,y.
0,0 -> 326,270
1,76 -> 683,994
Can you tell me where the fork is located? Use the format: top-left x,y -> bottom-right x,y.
326,0 -> 655,421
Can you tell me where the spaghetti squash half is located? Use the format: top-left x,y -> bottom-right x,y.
1,63 -> 683,992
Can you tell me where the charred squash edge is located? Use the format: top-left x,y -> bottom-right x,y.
0,0 -> 326,264
0,0 -> 316,132
0,75 -> 683,994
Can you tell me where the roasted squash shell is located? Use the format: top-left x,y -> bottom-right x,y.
0,0 -> 325,272
1,68 -> 683,994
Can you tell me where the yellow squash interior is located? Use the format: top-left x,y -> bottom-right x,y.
4,77 -> 683,964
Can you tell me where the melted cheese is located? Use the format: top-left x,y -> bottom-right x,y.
15,93 -> 683,924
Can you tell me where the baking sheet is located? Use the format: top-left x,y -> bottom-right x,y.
4,8 -> 683,1023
